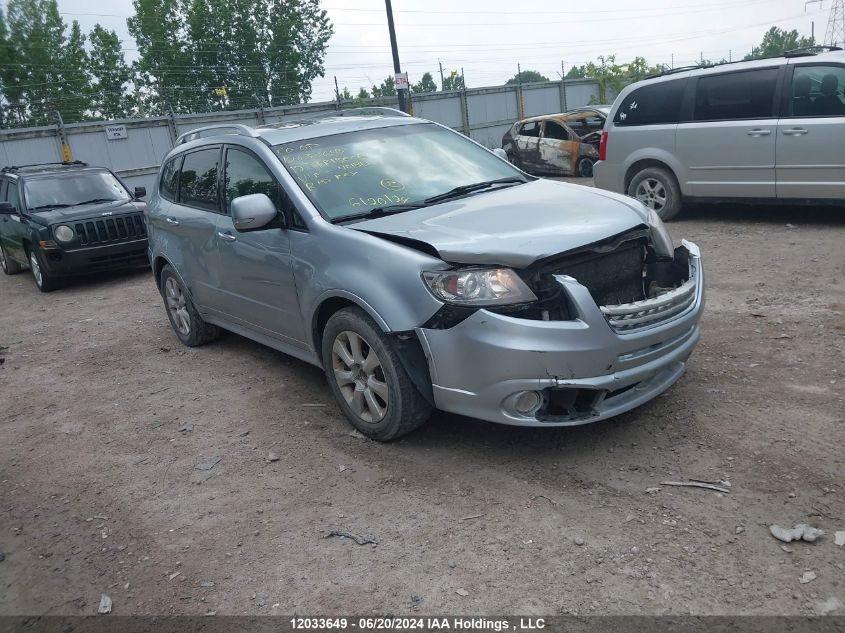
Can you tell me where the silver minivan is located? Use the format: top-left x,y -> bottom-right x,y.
594,48 -> 845,219
147,109 -> 704,440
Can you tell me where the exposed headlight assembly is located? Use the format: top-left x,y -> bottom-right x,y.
422,268 -> 537,306
54,224 -> 75,243
644,208 -> 674,258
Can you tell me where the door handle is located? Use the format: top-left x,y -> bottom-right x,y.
165,217 -> 180,225
746,128 -> 772,136
217,231 -> 237,242
782,128 -> 808,136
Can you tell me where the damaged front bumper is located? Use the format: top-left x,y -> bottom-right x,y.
416,241 -> 704,427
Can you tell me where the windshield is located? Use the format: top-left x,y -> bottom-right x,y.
273,123 -> 524,221
24,172 -> 130,210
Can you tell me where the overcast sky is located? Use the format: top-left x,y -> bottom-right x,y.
49,0 -> 829,103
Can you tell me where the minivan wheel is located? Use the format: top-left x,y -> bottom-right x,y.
29,249 -> 59,292
322,307 -> 432,441
1,243 -> 22,275
159,265 -> 219,347
628,166 -> 682,220
577,157 -> 594,178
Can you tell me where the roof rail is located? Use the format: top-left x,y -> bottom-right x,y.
175,123 -> 260,145
331,107 -> 411,118
784,45 -> 843,57
1,160 -> 88,173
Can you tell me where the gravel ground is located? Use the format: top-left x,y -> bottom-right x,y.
1,184 -> 844,617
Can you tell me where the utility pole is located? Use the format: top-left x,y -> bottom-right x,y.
384,0 -> 406,112
439,60 -> 445,91
334,76 -> 341,109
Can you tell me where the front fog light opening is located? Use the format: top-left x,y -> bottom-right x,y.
511,390 -> 543,416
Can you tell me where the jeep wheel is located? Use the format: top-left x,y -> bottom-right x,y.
0,243 -> 22,275
322,307 -> 432,441
160,265 -> 219,347
627,166 -> 682,220
29,249 -> 59,292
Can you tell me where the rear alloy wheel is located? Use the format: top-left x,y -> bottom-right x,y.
159,265 -> 219,347
322,307 -> 432,441
29,249 -> 59,292
627,166 -> 682,220
1,243 -> 22,275
577,157 -> 595,178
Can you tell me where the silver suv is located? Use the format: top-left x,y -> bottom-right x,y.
147,108 -> 704,440
594,48 -> 845,219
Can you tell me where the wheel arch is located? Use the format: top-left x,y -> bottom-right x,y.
311,291 -> 391,363
624,158 -> 680,194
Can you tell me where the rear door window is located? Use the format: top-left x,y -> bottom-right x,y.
788,64 -> 845,117
614,78 -> 687,126
519,122 -> 540,137
179,148 -> 220,212
693,68 -> 779,121
542,121 -> 570,140
5,182 -> 18,210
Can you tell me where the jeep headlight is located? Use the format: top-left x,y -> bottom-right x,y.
645,208 -> 673,258
422,268 -> 537,306
54,224 -> 75,243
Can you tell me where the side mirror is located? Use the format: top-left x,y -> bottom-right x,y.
0,201 -> 16,215
134,186 -> 147,199
492,148 -> 508,161
231,193 -> 279,231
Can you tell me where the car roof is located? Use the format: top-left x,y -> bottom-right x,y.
0,162 -> 109,179
517,109 -> 607,125
171,109 -> 426,152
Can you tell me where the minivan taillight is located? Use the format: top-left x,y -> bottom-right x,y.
599,131 -> 608,161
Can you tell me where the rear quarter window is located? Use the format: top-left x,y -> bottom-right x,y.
613,78 -> 687,126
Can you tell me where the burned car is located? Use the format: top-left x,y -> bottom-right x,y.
147,108 -> 703,441
502,107 -> 609,177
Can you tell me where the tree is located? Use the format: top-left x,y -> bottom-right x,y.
744,27 -> 814,60
564,65 -> 587,80
88,25 -> 133,120
412,72 -> 437,94
356,87 -> 370,100
339,86 -> 353,100
441,71 -> 464,91
371,76 -> 396,98
58,21 -> 89,122
506,70 -> 549,85
128,0 -> 333,114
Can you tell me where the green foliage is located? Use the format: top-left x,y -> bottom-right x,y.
89,25 -> 133,120
581,55 -> 668,103
505,70 -> 549,85
441,71 -> 464,91
371,76 -> 396,98
564,65 -> 587,80
128,0 -> 333,113
412,72 -> 438,94
339,86 -> 353,101
744,27 -> 814,60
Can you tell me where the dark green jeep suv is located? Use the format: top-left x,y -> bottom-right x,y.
0,161 -> 148,291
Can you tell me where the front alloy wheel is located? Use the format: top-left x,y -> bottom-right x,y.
331,330 -> 389,423
322,307 -> 432,441
29,249 -> 57,292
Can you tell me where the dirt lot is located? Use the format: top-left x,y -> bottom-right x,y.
1,187 -> 844,617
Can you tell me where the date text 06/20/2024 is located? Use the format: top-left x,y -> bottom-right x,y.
289,617 -> 547,631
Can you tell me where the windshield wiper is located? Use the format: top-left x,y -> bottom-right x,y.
72,198 -> 120,206
423,176 -> 526,205
29,204 -> 72,211
331,203 -> 427,224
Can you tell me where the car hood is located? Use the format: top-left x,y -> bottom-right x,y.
27,199 -> 143,226
352,179 -> 648,268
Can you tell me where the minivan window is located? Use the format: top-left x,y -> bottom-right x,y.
693,68 -> 779,121
789,65 -> 845,117
274,123 -> 522,221
613,78 -> 686,126
160,156 -> 181,201
223,148 -> 284,214
179,148 -> 219,212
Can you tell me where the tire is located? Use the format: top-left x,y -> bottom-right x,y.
159,265 -> 219,347
322,307 -> 432,441
0,243 -> 22,275
627,166 -> 682,221
576,157 -> 595,178
28,248 -> 60,292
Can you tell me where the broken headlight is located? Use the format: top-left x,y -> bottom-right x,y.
645,208 -> 674,258
422,268 -> 537,306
